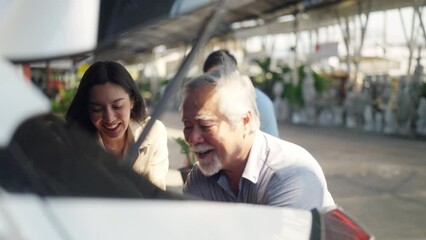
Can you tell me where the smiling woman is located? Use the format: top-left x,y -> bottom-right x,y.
65,61 -> 169,190
88,82 -> 134,156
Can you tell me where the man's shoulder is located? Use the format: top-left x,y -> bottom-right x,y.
261,133 -> 316,170
265,134 -> 311,156
260,135 -> 325,184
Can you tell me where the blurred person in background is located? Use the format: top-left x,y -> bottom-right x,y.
203,49 -> 279,138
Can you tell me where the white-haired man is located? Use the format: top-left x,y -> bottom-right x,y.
181,65 -> 335,209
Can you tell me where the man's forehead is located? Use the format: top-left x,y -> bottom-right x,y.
182,111 -> 217,122
181,102 -> 220,123
182,85 -> 220,120
195,114 -> 216,121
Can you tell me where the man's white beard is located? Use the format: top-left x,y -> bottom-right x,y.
197,151 -> 222,176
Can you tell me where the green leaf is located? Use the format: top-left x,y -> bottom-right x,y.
174,137 -> 196,166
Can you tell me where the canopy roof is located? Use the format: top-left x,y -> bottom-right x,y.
95,0 -> 414,63
0,0 -> 414,64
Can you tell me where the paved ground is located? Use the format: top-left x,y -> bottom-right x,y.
160,109 -> 426,240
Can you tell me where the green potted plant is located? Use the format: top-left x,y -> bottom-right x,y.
51,87 -> 77,114
174,137 -> 196,182
253,57 -> 283,99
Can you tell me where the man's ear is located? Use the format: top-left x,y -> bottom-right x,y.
242,111 -> 252,132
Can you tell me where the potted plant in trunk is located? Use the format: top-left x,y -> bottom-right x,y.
174,137 -> 196,182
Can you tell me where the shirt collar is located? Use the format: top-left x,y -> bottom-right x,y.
241,130 -> 267,184
210,131 -> 266,190
96,118 -> 152,154
128,117 -> 152,147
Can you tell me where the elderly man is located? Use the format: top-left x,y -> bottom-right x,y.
180,63 -> 334,209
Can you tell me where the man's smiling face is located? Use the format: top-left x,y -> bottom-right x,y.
181,84 -> 245,176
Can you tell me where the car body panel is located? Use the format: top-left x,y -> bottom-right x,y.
0,192 -> 313,240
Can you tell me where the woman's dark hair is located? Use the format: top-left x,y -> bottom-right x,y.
65,61 -> 148,135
